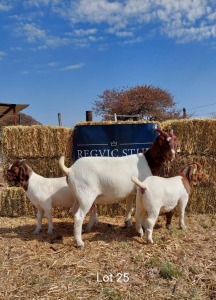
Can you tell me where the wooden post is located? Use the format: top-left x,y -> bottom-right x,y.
13,106 -> 17,125
18,113 -> 21,125
86,111 -> 93,121
58,113 -> 62,126
183,108 -> 187,118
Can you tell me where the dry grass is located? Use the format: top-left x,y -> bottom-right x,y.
0,214 -> 215,300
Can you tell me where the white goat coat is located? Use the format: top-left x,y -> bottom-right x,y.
26,172 -> 73,210
137,176 -> 188,213
67,153 -> 152,205
133,175 -> 189,244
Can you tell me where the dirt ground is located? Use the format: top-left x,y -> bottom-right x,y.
0,214 -> 215,300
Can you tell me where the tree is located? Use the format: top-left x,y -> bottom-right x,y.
0,113 -> 41,127
92,85 -> 181,121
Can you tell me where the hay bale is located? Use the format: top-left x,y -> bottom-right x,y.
162,119 -> 216,156
187,186 -> 216,214
0,187 -> 35,217
76,120 -> 161,126
2,125 -> 73,159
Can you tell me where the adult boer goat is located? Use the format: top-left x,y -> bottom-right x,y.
132,162 -> 204,244
7,160 -> 98,234
59,128 -> 177,248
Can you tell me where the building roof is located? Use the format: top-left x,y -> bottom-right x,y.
0,103 -> 29,122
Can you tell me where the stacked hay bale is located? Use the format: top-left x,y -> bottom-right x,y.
0,125 -> 73,217
161,119 -> 216,214
0,119 -> 215,217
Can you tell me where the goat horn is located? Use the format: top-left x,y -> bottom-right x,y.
170,129 -> 174,136
154,128 -> 167,136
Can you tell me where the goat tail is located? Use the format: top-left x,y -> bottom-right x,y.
132,176 -> 147,195
59,156 -> 70,175
131,176 -> 146,191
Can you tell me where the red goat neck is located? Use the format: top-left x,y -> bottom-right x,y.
144,138 -> 166,175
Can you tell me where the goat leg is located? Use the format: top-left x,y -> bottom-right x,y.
165,210 -> 174,229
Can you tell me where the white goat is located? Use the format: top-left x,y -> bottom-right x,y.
7,160 -> 98,234
131,162 -> 204,244
59,129 -> 177,248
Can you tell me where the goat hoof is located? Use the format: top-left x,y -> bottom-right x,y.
75,242 -> 85,249
124,220 -> 132,228
84,227 -> 91,233
166,224 -> 173,230
94,221 -> 99,228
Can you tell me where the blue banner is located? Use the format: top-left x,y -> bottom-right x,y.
72,123 -> 158,161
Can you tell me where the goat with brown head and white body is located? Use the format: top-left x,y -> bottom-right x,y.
59,128 -> 177,248
7,160 -> 98,234
132,162 -> 204,244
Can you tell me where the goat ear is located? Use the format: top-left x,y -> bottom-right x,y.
195,162 -> 205,181
19,165 -> 29,182
154,128 -> 164,135
195,162 -> 202,169
189,164 -> 198,185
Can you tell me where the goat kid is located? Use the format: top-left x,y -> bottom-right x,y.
59,128 -> 177,248
7,160 -> 98,234
131,162 -> 204,244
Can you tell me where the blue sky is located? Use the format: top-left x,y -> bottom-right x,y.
0,0 -> 216,127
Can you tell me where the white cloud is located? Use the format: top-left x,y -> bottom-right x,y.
69,0 -> 122,24
48,62 -> 58,67
22,23 -> 47,42
23,0 -> 58,8
73,28 -> 97,36
14,22 -> 70,49
115,31 -> 134,37
10,46 -> 23,51
0,51 -> 7,60
0,1 -> 12,11
2,0 -> 216,49
21,70 -> 29,75
61,0 -> 216,43
60,63 -> 85,71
